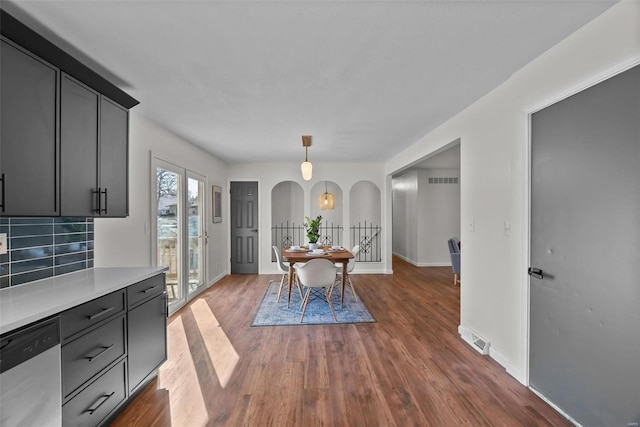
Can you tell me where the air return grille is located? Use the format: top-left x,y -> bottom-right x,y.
428,177 -> 458,184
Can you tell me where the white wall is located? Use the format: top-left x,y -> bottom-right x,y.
271,181 -> 304,226
417,168 -> 460,266
227,162 -> 389,274
385,0 -> 640,382
350,181 -> 382,226
94,113 -> 228,287
391,171 -> 418,262
392,168 -> 460,266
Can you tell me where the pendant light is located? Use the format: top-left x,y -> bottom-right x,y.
319,181 -> 335,210
301,135 -> 312,181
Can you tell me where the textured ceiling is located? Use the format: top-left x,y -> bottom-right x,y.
4,1 -> 617,164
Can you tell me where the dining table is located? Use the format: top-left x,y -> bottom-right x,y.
282,246 -> 355,308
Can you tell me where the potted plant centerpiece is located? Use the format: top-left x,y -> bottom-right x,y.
304,215 -> 322,250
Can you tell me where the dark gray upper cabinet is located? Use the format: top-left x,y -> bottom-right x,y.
100,97 -> 129,217
0,39 -> 59,216
60,75 -> 129,217
0,10 -> 136,218
61,74 -> 100,217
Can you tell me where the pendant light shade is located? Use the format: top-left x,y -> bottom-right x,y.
301,161 -> 312,181
301,135 -> 312,181
319,181 -> 334,210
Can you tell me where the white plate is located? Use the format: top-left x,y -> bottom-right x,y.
328,248 -> 343,252
287,248 -> 307,252
306,252 -> 327,256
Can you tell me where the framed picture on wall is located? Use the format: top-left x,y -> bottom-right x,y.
212,185 -> 222,223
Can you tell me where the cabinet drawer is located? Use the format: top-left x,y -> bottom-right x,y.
62,359 -> 126,427
62,315 -> 125,399
61,290 -> 125,341
127,274 -> 164,308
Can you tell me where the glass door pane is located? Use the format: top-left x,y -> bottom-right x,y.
187,176 -> 205,296
156,166 -> 183,306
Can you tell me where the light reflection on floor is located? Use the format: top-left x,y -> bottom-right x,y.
190,299 -> 240,388
157,316 -> 209,427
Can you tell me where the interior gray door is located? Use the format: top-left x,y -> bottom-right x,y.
530,65 -> 639,426
230,182 -> 258,274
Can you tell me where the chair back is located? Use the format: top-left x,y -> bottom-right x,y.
295,258 -> 336,288
347,245 -> 361,273
447,238 -> 461,275
448,238 -> 460,254
272,246 -> 288,274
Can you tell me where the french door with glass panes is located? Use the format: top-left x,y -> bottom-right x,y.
154,159 -> 206,314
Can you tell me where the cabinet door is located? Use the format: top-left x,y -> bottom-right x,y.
0,39 -> 58,216
60,74 -> 99,217
127,292 -> 167,393
99,97 -> 129,217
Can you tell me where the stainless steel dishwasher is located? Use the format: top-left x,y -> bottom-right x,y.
0,317 -> 62,427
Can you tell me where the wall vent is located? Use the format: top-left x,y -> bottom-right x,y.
428,177 -> 458,184
459,326 -> 491,356
471,333 -> 491,355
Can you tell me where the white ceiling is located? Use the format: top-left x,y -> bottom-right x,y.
4,0 -> 617,164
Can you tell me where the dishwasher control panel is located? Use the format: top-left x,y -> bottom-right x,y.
0,317 -> 60,373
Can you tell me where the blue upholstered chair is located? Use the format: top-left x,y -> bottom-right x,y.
447,237 -> 461,286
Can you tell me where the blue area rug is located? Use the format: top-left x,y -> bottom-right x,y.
251,280 -> 376,326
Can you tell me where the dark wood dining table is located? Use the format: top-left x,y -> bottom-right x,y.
282,247 -> 354,308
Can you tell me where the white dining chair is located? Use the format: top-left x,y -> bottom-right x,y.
270,246 -> 302,303
295,258 -> 338,323
333,245 -> 360,301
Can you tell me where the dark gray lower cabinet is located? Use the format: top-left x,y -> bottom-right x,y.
128,292 -> 167,393
62,315 -> 126,399
61,274 -> 166,427
62,359 -> 127,427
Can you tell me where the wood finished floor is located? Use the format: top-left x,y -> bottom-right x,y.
111,257 -> 570,426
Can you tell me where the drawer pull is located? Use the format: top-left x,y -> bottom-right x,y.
84,392 -> 115,415
87,306 -> 115,320
143,285 -> 159,294
86,344 -> 114,362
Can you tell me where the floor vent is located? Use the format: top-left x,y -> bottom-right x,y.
459,326 -> 491,356
471,333 -> 490,355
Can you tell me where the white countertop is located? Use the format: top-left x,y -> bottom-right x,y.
0,267 -> 168,335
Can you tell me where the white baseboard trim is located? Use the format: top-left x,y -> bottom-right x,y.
392,252 -> 417,265
208,272 -> 227,288
417,262 -> 451,267
392,253 -> 450,268
529,387 -> 582,426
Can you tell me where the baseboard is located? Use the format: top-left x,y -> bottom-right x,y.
392,252 -> 417,265
391,253 -> 451,268
530,387 -> 582,426
417,262 -> 451,267
208,271 -> 227,287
